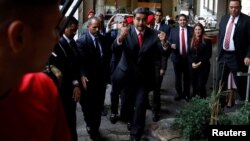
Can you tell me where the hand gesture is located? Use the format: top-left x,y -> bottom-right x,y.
192,61 -> 202,69
244,57 -> 250,66
117,26 -> 129,43
171,44 -> 177,49
107,15 -> 116,28
72,86 -> 81,102
81,76 -> 89,90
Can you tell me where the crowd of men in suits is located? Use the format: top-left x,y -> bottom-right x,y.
47,0 -> 250,140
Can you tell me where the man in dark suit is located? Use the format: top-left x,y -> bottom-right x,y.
76,17 -> 111,141
106,16 -> 129,124
217,0 -> 250,102
111,7 -> 169,141
168,14 -> 193,101
150,8 -> 171,122
154,8 -> 171,37
49,16 -> 81,141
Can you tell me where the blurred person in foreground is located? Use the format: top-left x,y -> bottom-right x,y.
0,0 -> 72,141
189,23 -> 212,98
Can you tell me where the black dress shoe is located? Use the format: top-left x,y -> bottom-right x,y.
89,132 -> 101,141
174,95 -> 182,101
127,122 -> 131,131
87,126 -> 101,141
130,135 -> 139,141
90,135 -> 101,141
101,108 -> 108,116
152,113 -> 160,122
184,96 -> 190,102
146,102 -> 152,110
110,113 -> 119,124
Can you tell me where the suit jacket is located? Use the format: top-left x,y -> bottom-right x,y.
217,13 -> 250,68
76,32 -> 111,84
49,36 -> 80,97
168,26 -> 193,63
157,22 -> 171,70
189,39 -> 212,68
112,25 -> 170,89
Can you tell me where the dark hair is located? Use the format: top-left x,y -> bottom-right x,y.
133,7 -> 150,17
229,0 -> 241,6
177,14 -> 188,21
0,0 -> 59,9
155,8 -> 163,14
0,0 -> 59,20
0,0 -> 59,32
65,16 -> 79,27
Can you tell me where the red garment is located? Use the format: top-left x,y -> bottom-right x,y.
0,72 -> 72,141
181,28 -> 186,58
125,17 -> 133,24
193,38 -> 200,49
138,33 -> 143,47
147,14 -> 154,24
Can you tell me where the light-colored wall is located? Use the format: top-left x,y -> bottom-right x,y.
242,0 -> 250,16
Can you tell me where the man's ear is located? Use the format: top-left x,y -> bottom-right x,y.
7,21 -> 25,54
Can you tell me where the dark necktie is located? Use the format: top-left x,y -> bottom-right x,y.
224,17 -> 235,49
69,39 -> 77,56
181,28 -> 186,58
95,37 -> 101,57
138,33 -> 143,48
154,24 -> 158,30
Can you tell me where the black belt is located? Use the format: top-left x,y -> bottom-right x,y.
222,49 -> 236,54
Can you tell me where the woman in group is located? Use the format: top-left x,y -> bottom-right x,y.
189,23 -> 212,98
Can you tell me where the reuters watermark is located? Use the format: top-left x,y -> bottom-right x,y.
208,125 -> 249,140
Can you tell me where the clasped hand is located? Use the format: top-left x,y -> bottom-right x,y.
192,61 -> 202,69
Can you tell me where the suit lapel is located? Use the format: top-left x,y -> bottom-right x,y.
222,16 -> 230,38
233,14 -> 242,38
177,27 -> 181,50
86,32 -> 96,51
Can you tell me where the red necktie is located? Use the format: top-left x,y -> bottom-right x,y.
138,33 -> 143,48
181,28 -> 186,58
224,17 -> 235,49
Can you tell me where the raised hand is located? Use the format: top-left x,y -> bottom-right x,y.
117,26 -> 129,43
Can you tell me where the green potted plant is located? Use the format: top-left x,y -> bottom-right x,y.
172,96 -> 211,140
